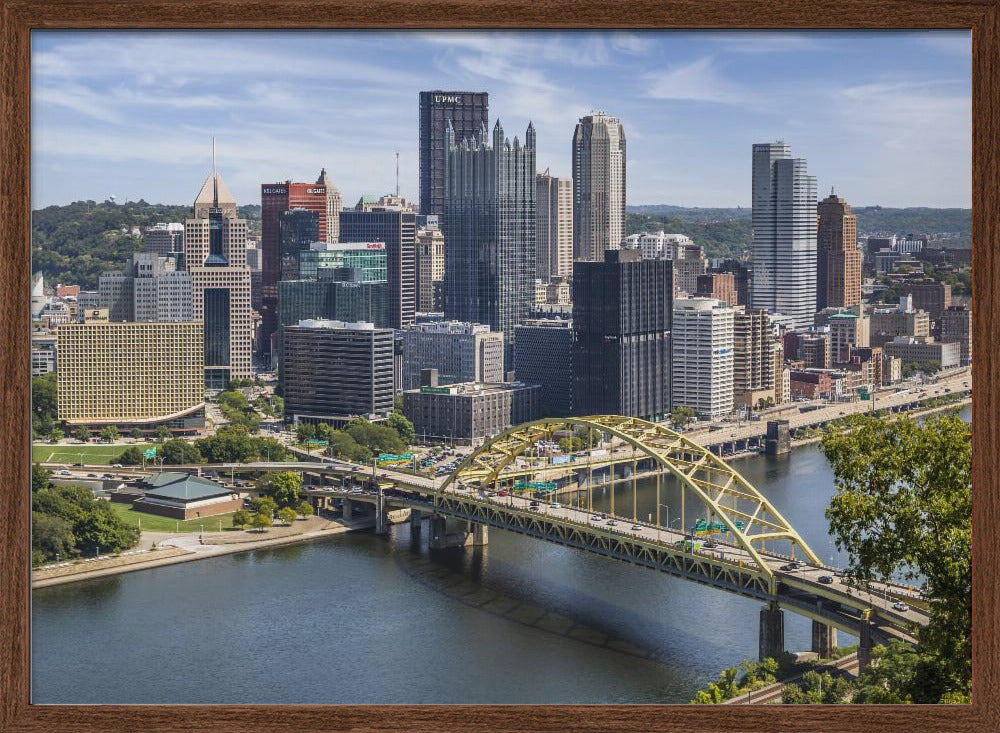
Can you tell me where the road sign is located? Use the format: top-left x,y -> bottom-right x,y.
144,448 -> 157,460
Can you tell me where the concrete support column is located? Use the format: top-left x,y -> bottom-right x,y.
811,620 -> 838,659
374,492 -> 388,536
858,617 -> 874,671
470,522 -> 489,546
428,515 -> 449,549
410,509 -> 423,541
759,603 -> 785,661
342,500 -> 353,521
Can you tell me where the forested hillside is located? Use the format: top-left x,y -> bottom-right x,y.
31,200 -> 261,289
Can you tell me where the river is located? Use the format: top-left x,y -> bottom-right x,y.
31,406 -> 969,704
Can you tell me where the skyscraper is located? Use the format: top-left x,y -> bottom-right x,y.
279,209 -> 320,281
443,119 -> 536,357
817,190 -> 861,310
572,249 -> 671,421
419,91 -> 489,215
535,170 -> 573,280
260,175 -> 330,348
340,208 -> 417,329
572,112 -> 626,261
671,297 -> 735,419
750,142 -> 818,329
186,166 -> 252,389
316,168 -> 342,244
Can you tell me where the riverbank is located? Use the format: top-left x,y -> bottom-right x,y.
32,515 -> 376,589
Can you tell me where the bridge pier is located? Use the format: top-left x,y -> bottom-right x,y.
428,516 -> 489,549
342,499 -> 354,521
374,491 -> 389,536
811,620 -> 838,659
409,509 -> 423,541
858,615 -> 874,671
765,420 -> 790,456
759,603 -> 785,661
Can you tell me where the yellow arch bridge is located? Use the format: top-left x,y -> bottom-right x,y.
176,416 -> 930,664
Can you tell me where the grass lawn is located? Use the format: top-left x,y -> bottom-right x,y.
108,502 -> 241,533
32,443 -> 154,466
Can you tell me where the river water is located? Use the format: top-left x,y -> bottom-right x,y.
32,406 -> 969,704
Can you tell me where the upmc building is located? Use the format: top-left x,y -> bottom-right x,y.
260,181 -> 329,349
418,91 -> 488,216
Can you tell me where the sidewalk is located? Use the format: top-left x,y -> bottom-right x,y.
32,515 -> 375,589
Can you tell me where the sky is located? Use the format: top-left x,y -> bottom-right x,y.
31,30 -> 971,210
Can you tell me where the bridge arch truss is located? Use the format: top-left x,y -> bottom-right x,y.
440,415 -> 822,586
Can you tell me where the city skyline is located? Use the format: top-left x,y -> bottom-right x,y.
32,30 -> 971,209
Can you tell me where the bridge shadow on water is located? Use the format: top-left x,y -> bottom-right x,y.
381,520 -> 746,672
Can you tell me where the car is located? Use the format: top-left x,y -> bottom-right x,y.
591,514 -> 602,520
529,501 -> 540,507
87,473 -> 98,478
550,502 -> 561,509
497,489 -> 508,497
892,601 -> 910,612
58,470 -> 71,476
631,524 -> 642,531
818,575 -> 834,584
111,463 -> 123,468
703,540 -> 717,549
781,562 -> 801,572
606,519 -> 618,526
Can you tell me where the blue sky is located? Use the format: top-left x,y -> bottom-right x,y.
31,30 -> 971,210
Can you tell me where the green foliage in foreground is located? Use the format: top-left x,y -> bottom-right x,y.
691,658 -> 779,703
32,485 -> 140,565
822,413 -> 971,702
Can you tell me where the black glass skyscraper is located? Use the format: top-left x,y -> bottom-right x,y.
443,119 -> 536,361
572,249 -> 672,421
279,209 -> 320,281
419,91 -> 488,215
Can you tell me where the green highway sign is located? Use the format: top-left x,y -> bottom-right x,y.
144,448 -> 157,460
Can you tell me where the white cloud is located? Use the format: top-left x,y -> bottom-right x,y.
643,57 -> 746,105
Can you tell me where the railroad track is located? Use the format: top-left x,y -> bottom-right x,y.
723,653 -> 860,705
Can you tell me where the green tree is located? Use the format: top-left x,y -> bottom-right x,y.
100,425 -> 120,443
232,508 -> 251,529
196,425 -> 255,463
32,372 -> 58,433
73,426 -> 91,443
155,425 -> 171,442
823,414 -> 971,701
297,501 -> 314,518
277,507 -> 298,525
130,428 -> 143,440
250,512 -> 273,533
345,419 -> 405,455
296,423 -> 318,443
118,446 -> 146,465
32,464 -> 51,492
386,411 -> 415,446
671,406 -> 696,429
250,496 -> 278,518
159,439 -> 203,465
558,436 -> 583,453
31,511 -> 76,563
326,430 -> 373,464
32,485 -> 139,556
256,471 -> 302,508
48,427 -> 64,443
691,666 -> 739,704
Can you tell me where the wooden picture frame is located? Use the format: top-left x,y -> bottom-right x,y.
1,1 -> 995,730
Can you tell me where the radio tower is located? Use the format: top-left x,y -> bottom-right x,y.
395,151 -> 400,197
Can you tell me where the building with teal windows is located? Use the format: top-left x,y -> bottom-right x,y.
299,242 -> 387,282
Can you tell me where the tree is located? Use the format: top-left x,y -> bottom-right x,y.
100,425 -> 120,443
232,509 -> 251,529
73,426 -> 91,443
155,425 -> 171,442
250,512 -> 273,533
297,501 -> 314,519
159,439 -> 203,465
345,419 -> 405,455
118,446 -> 146,465
196,425 -> 255,463
32,372 -> 58,433
558,436 -> 583,453
31,511 -> 76,563
256,471 -> 301,508
48,427 -> 64,443
277,507 -> 298,526
130,428 -> 143,440
326,430 -> 373,464
32,485 -> 139,556
250,496 -> 277,518
386,411 -> 415,446
822,413 -> 971,701
670,406 -> 696,429
296,423 -> 318,444
32,464 -> 51,492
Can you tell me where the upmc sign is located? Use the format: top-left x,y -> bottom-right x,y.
434,95 -> 461,104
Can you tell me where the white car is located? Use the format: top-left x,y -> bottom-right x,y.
892,601 -> 910,612
550,502 -> 561,509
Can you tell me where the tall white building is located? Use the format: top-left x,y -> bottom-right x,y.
401,320 -> 504,390
750,142 -> 817,329
535,170 -> 573,279
185,170 -> 253,389
671,297 -> 735,419
317,168 -> 342,243
572,113 -> 626,262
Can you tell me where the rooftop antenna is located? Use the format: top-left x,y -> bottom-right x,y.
395,151 -> 400,197
212,136 -> 218,206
